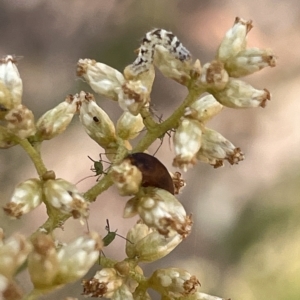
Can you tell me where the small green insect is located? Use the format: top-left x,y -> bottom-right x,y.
102,219 -> 133,247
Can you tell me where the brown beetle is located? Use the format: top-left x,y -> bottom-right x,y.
126,152 -> 175,195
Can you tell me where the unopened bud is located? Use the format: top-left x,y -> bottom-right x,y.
0,81 -> 14,120
111,159 -> 142,195
36,95 -> 77,141
3,179 -> 42,218
197,61 -> 229,91
0,233 -> 32,278
212,78 -> 271,108
126,223 -> 183,262
0,125 -> 17,148
116,112 -> 144,140
5,104 -> 36,139
149,268 -> 200,298
0,55 -> 23,106
78,92 -> 117,148
43,178 -> 89,219
153,45 -> 192,85
173,118 -> 202,171
217,17 -> 253,62
197,127 -> 244,168
77,59 -> 125,101
224,48 -> 277,77
185,94 -> 223,123
124,187 -> 192,238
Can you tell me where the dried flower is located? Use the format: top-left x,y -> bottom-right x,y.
82,268 -> 123,298
197,127 -> 244,168
43,178 -> 89,219
3,179 -> 42,218
149,268 -> 200,298
77,59 -> 125,101
116,112 -> 144,140
124,187 -> 192,238
185,94 -> 223,123
78,92 -> 117,148
211,78 -> 271,108
36,94 -> 77,141
5,104 -> 36,139
0,55 -> 23,106
173,118 -> 202,171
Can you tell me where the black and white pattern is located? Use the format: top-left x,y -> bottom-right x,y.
130,29 -> 191,75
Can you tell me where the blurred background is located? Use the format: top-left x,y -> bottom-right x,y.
0,0 -> 299,299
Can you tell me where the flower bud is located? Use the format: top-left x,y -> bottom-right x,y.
43,178 -> 89,219
82,268 -> 123,298
149,268 -> 200,298
124,187 -> 192,238
111,284 -> 133,300
77,59 -> 125,101
5,104 -> 36,139
119,67 -> 154,116
185,94 -> 223,123
78,92 -> 117,148
111,159 -> 142,195
173,118 -> 202,171
197,61 -> 229,91
0,233 -> 32,279
56,231 -> 102,283
126,223 -> 183,262
0,275 -> 23,300
0,55 -> 23,106
224,48 -> 277,77
0,125 -> 17,148
0,81 -> 14,120
116,112 -> 144,140
197,127 -> 244,168
217,17 -> 253,62
27,233 -> 59,289
36,94 -> 77,141
3,179 -> 42,218
153,45 -> 192,85
212,78 -> 271,108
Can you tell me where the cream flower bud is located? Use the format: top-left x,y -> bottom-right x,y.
0,233 -> 32,279
116,112 -> 144,140
126,223 -> 183,262
124,187 -> 192,238
197,127 -> 244,168
173,118 -> 202,171
0,55 -> 23,106
0,125 -> 16,148
28,233 -> 59,289
3,179 -> 42,218
197,61 -> 229,91
185,94 -> 223,123
149,268 -> 200,298
188,292 -> 228,300
217,17 -> 253,62
82,268 -> 123,298
111,159 -> 142,195
77,59 -> 125,101
212,78 -> 271,108
56,231 -> 102,283
111,284 -> 133,300
5,104 -> 36,139
153,45 -> 192,85
0,81 -> 14,120
0,275 -> 23,300
36,94 -> 77,141
43,178 -> 89,219
79,92 -> 117,148
224,48 -> 277,77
